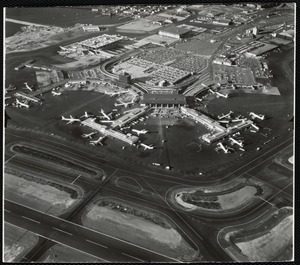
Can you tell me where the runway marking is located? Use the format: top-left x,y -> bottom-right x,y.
5,154 -> 16,164
21,216 -> 40,224
5,199 -> 182,263
52,227 -> 73,236
121,252 -> 144,262
71,174 -> 81,184
259,197 -> 275,207
5,222 -> 110,262
85,239 -> 108,249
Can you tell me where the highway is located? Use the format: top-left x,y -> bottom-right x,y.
5,200 -> 182,263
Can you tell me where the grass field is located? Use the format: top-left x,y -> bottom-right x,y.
4,223 -> 38,262
82,198 -> 198,260
236,215 -> 293,261
5,171 -> 82,216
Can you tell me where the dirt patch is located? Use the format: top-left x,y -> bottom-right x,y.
82,198 -> 198,261
5,169 -> 82,216
39,244 -> 103,263
4,223 -> 38,262
236,215 -> 293,261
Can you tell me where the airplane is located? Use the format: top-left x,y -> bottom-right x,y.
15,99 -> 29,108
5,96 -> 11,100
250,123 -> 259,131
195,98 -> 203,102
132,129 -> 148,135
24,82 -> 33,92
249,112 -> 265,120
114,101 -> 133,108
216,142 -> 233,154
229,137 -> 244,147
140,143 -> 154,150
90,136 -> 105,146
81,132 -> 97,139
51,91 -> 62,96
218,111 -> 233,119
100,109 -> 112,120
215,91 -> 229,98
104,90 -> 128,97
232,118 -> 247,123
81,111 -> 93,118
218,120 -> 230,124
61,115 -> 81,124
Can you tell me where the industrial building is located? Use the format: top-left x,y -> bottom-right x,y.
74,34 -> 124,51
181,107 -> 253,144
158,25 -> 191,39
111,106 -> 149,128
141,94 -> 186,107
81,118 -> 139,145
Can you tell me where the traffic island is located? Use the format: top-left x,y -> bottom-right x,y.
81,197 -> 199,261
4,223 -> 38,262
5,167 -> 83,216
169,178 -> 272,215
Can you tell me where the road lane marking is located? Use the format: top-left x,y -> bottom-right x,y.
21,216 -> 40,224
121,252 -> 144,262
4,209 -> 11,213
4,222 -> 110,262
71,174 -> 81,184
85,239 -> 108,248
52,227 -> 73,236
5,199 -> 182,263
5,155 -> 16,164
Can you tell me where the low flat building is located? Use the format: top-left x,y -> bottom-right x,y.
141,94 -> 186,107
111,106 -> 149,128
159,25 -> 191,39
81,118 -> 139,145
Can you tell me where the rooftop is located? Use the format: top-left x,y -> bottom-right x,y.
141,93 -> 186,105
159,25 -> 191,35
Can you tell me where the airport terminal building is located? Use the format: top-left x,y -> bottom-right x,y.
141,94 -> 186,108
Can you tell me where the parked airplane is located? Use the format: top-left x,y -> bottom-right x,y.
61,115 -> 81,124
216,91 -> 229,98
218,111 -> 233,119
24,82 -> 33,92
114,101 -> 133,108
81,111 -> 93,118
90,136 -> 105,146
232,118 -> 247,123
229,137 -> 244,147
81,132 -> 97,139
195,98 -> 203,102
216,142 -> 233,154
104,90 -> 128,97
132,129 -> 148,135
249,112 -> 265,120
16,99 -> 29,108
250,123 -> 259,131
140,143 -> 154,150
100,109 -> 112,120
51,91 -> 62,96
218,120 -> 230,124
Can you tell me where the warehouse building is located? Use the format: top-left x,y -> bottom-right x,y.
158,26 -> 191,39
141,94 -> 186,108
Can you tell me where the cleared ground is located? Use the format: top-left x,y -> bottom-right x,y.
236,215 -> 293,261
5,169 -> 82,216
117,19 -> 162,32
82,198 -> 198,261
38,244 -> 104,263
4,223 -> 38,262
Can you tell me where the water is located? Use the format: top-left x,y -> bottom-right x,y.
5,7 -> 131,28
